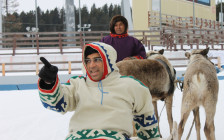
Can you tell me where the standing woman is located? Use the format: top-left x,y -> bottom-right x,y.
100,15 -> 146,62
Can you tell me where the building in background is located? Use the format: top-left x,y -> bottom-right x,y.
132,0 -> 216,30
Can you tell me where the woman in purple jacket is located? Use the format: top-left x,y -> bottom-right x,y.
100,15 -> 146,62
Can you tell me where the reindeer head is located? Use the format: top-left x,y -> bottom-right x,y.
146,49 -> 164,59
185,48 -> 209,59
185,48 -> 213,65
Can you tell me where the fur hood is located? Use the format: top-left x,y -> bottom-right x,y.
82,42 -> 119,81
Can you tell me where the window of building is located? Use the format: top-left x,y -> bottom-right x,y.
187,0 -> 210,6
152,0 -> 160,11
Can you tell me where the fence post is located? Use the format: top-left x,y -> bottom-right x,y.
161,29 -> 165,47
209,20 -> 212,28
187,34 -> 190,46
186,23 -> 188,29
196,39 -> 199,49
142,31 -> 146,46
144,36 -> 148,47
166,34 -> 169,50
2,63 -> 5,76
36,62 -> 39,75
172,20 -> 175,28
193,29 -> 195,45
215,34 -> 219,45
100,32 -> 103,40
216,22 -> 220,30
211,39 -> 214,49
201,34 -> 204,45
218,57 -> 221,69
180,39 -> 183,50
200,18 -> 203,29
59,33 -> 63,54
148,40 -> 151,50
36,33 -> 39,55
12,34 -> 16,56
80,32 -> 84,48
68,61 -> 71,74
170,34 -> 174,51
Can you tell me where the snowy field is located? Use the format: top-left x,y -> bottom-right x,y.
0,72 -> 223,140
0,46 -> 224,140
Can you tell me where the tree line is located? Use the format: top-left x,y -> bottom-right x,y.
5,2 -> 223,32
3,4 -> 121,32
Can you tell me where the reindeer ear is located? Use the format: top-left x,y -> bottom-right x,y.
201,47 -> 209,56
159,49 -> 164,55
185,52 -> 191,59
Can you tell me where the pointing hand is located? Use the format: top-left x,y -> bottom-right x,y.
39,57 -> 58,84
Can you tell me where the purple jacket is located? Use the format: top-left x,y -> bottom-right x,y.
100,35 -> 146,62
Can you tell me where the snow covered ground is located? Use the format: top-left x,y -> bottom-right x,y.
0,71 -> 224,140
0,46 -> 223,140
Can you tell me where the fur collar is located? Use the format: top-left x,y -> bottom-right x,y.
110,33 -> 128,38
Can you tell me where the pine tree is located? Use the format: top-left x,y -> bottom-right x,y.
5,3 -> 121,32
4,12 -> 21,32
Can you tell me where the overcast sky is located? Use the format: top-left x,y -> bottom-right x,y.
12,0 -> 221,13
17,0 -> 129,13
11,0 -> 221,13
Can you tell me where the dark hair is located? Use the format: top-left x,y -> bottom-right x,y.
109,15 -> 128,34
84,46 -> 98,58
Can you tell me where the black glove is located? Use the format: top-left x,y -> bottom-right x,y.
39,57 -> 58,84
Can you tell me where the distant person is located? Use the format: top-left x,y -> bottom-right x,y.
100,15 -> 146,62
37,42 -> 160,140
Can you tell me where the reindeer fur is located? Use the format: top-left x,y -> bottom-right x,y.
117,49 -> 176,137
178,48 -> 219,140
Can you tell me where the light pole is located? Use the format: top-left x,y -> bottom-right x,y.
26,27 -> 38,47
221,0 -> 223,29
79,0 -> 81,31
193,0 -> 195,28
0,0 -> 2,48
78,24 -> 91,44
35,0 -> 38,31
159,0 -> 162,29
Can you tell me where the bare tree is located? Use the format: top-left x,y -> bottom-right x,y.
2,0 -> 20,32
3,0 -> 19,15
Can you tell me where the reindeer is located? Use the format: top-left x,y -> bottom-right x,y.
178,48 -> 219,140
117,49 -> 176,137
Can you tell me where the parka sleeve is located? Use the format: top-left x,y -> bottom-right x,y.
132,84 -> 160,140
38,76 -> 81,114
132,38 -> 147,59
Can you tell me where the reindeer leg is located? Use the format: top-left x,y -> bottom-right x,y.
153,101 -> 162,138
165,95 -> 174,134
204,120 -> 215,140
204,104 -> 216,140
193,107 -> 201,140
178,108 -> 191,140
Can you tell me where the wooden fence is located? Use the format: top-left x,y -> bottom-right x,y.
0,28 -> 224,55
0,60 -> 82,76
157,27 -> 224,51
0,31 -> 109,55
0,30 -> 158,56
147,11 -> 224,51
0,57 -> 220,76
148,11 -> 221,30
